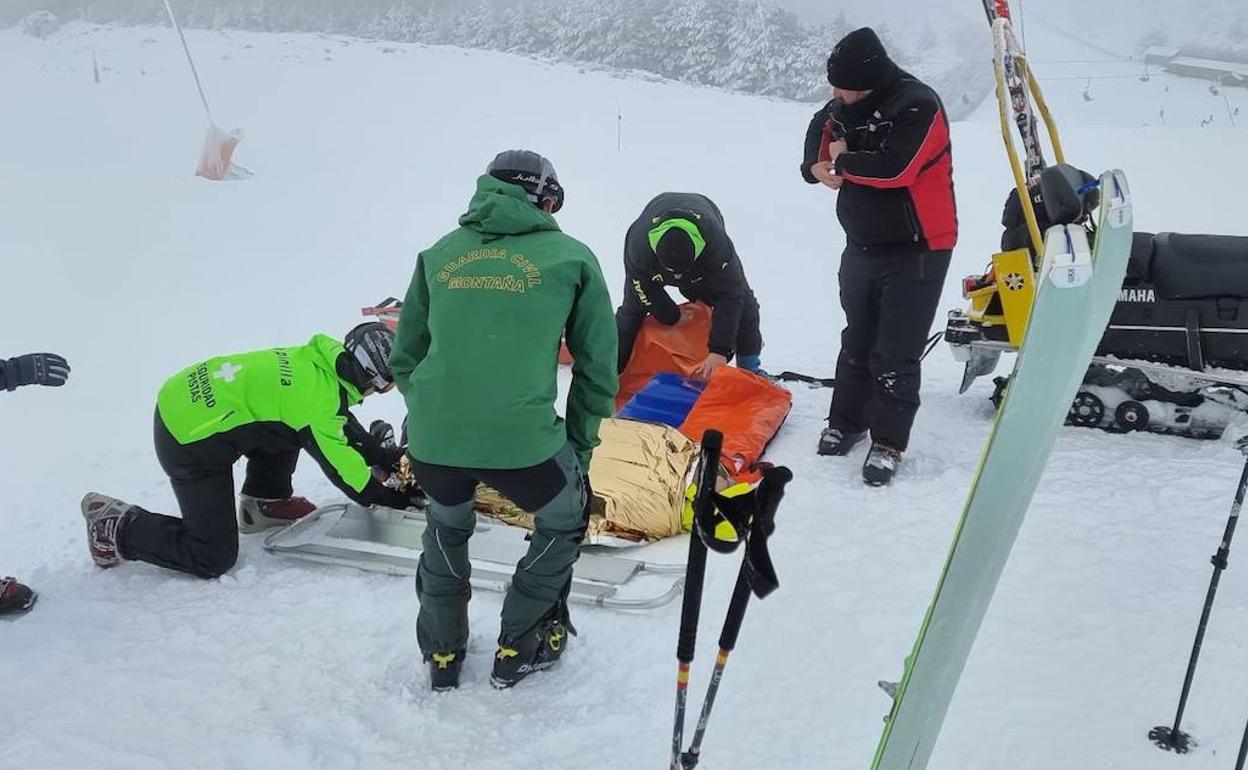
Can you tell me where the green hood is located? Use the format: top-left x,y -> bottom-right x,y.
391,177 -> 619,471
458,175 -> 561,242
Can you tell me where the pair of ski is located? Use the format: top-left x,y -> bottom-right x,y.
668,430 -> 793,769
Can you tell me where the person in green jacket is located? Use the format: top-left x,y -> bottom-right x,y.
391,149 -> 618,692
81,324 -> 414,579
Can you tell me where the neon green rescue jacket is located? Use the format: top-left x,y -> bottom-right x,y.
156,334 -> 408,507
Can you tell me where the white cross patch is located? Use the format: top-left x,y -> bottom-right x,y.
212,362 -> 243,383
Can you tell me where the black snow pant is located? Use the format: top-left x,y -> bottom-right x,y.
615,285 -> 763,373
828,246 -> 951,452
409,443 -> 588,656
120,409 -> 299,579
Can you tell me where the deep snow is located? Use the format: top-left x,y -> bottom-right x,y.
2,22 -> 1248,770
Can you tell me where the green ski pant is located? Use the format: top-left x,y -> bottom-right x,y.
409,443 -> 587,655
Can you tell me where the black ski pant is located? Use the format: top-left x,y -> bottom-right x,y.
409,444 -> 588,655
828,247 -> 951,452
120,409 -> 300,579
615,285 -> 763,373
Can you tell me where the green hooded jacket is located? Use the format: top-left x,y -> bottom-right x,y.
156,334 -> 408,507
391,175 -> 618,470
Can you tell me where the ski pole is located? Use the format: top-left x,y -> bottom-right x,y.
1237,710 -> 1248,770
670,429 -> 723,770
1149,452 -> 1248,753
162,0 -> 216,125
680,562 -> 750,770
680,466 -> 793,770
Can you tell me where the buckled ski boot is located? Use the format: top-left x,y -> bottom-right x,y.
0,577 -> 36,615
863,443 -> 903,486
817,426 -> 866,456
426,650 -> 466,692
491,613 -> 572,689
238,495 -> 317,533
81,492 -> 135,568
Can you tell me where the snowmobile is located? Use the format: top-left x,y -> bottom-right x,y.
948,186 -> 1248,439
944,79 -> 1248,440
944,0 -> 1248,441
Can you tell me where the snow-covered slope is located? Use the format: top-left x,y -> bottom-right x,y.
2,23 -> 1247,770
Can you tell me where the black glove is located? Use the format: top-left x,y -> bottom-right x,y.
369,420 -> 406,475
1,353 -> 70,391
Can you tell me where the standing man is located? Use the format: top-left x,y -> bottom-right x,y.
616,192 -> 763,378
391,150 -> 617,691
1,351 -> 71,616
801,27 -> 957,486
80,324 -> 412,579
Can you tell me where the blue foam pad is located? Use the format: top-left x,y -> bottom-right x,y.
616,373 -> 707,427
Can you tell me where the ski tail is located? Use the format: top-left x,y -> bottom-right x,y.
982,0 -> 1011,22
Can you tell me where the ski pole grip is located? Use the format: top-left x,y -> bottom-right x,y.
678,539 -> 708,664
757,466 -> 794,534
699,429 -> 723,458
691,431 -> 724,526
676,430 -> 724,665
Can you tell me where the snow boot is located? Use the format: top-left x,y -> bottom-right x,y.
238,495 -> 317,533
817,426 -> 866,456
80,492 -> 134,568
863,443 -> 903,486
426,650 -> 465,692
0,577 -> 36,615
490,612 -> 570,689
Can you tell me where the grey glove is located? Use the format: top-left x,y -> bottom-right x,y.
1,353 -> 70,391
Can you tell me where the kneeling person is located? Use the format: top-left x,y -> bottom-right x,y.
616,192 -> 763,378
82,324 -> 412,579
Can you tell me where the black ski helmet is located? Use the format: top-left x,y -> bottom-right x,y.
487,149 -> 565,213
343,322 -> 395,393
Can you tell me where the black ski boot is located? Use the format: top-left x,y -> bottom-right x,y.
817,426 -> 866,456
863,443 -> 903,486
0,577 -> 36,616
491,611 -> 571,689
426,650 -> 465,692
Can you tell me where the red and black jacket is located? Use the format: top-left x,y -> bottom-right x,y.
802,72 -> 958,253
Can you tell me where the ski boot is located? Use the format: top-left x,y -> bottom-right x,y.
238,495 -> 317,533
817,426 -> 866,456
491,611 -> 572,689
863,443 -> 903,486
81,492 -> 135,568
426,650 -> 466,692
0,577 -> 36,615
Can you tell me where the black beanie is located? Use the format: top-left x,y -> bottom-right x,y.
826,27 -> 898,91
655,229 -> 696,274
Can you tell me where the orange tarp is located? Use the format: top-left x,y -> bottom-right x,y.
679,366 -> 792,482
615,302 -> 711,410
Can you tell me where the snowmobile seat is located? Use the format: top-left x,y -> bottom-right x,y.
1130,232 -> 1248,300
999,164 -> 1097,254
1039,163 -> 1098,226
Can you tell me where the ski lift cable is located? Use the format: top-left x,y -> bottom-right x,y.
1017,0 -> 1026,53
162,0 -> 215,125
